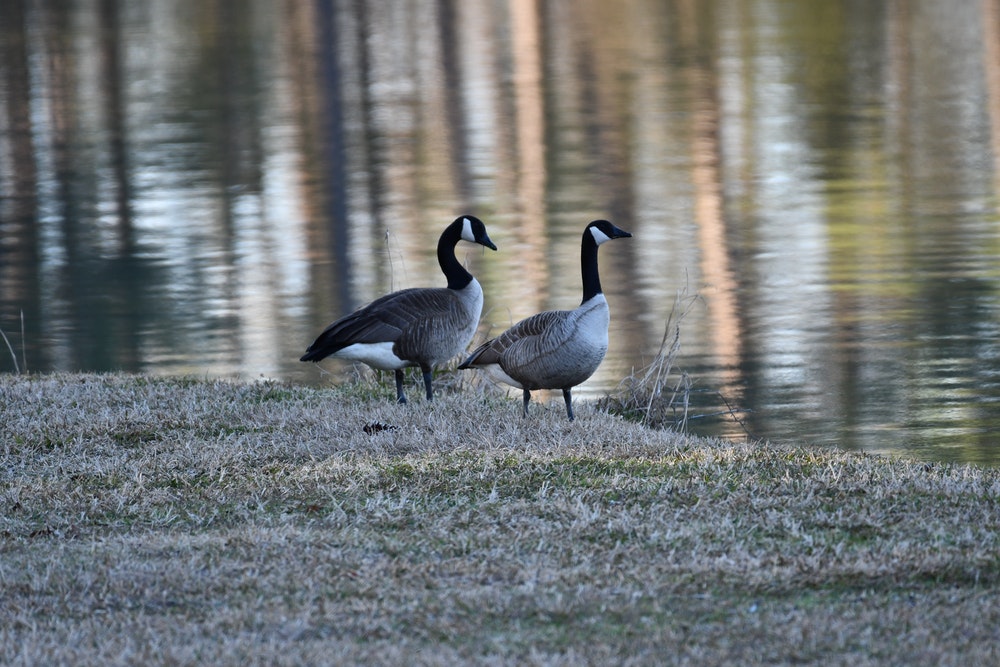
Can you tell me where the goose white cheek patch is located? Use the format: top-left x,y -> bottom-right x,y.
590,226 -> 613,245
461,217 -> 476,242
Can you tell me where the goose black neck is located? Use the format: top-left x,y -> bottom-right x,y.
580,231 -> 603,304
439,223 -> 474,290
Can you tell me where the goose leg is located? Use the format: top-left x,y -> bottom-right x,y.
562,388 -> 575,421
421,365 -> 434,401
394,370 -> 407,404
522,389 -> 531,417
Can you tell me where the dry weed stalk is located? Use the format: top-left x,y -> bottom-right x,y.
600,287 -> 699,429
0,311 -> 25,374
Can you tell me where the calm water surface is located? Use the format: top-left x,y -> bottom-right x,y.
3,0 -> 1000,465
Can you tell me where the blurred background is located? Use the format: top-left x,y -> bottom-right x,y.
3,0 -> 1000,464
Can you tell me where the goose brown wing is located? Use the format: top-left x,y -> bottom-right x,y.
460,310 -> 568,368
391,288 -> 474,361
302,287 -> 459,360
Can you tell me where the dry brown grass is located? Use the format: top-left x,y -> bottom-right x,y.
2,373 -> 1000,665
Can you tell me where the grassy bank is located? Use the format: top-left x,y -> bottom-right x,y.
2,373 -> 999,665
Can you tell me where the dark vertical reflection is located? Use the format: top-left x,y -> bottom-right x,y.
215,0 -> 242,240
208,0 -> 263,367
212,0 -> 265,204
352,0 -> 389,273
100,0 -> 133,256
314,0 -> 352,313
99,0 -> 141,371
44,1 -> 85,372
42,0 -> 146,373
571,6 -> 633,227
0,0 -> 40,373
436,0 -> 471,205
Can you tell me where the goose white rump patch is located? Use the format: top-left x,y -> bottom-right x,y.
477,363 -> 524,389
333,342 -> 409,370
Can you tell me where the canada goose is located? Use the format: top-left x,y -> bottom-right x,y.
459,219 -> 631,420
300,215 -> 497,403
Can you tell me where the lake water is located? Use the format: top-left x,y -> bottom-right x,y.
3,0 -> 1000,465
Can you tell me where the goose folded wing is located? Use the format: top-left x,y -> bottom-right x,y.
343,287 -> 467,339
308,288 -> 423,348
462,310 -> 568,367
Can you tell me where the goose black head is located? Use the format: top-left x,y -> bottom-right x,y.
587,220 -> 632,245
457,215 -> 498,251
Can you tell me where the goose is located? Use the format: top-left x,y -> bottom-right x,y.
300,215 -> 497,403
459,219 -> 631,421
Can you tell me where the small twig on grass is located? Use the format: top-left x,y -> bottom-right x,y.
681,389 -> 754,438
668,371 -> 692,431
1,322 -> 21,374
20,310 -> 27,372
716,389 -> 753,436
